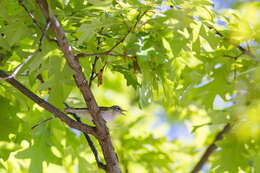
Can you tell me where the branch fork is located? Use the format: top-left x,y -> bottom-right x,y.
36,0 -> 121,172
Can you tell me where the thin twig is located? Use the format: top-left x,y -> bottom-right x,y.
208,26 -> 256,59
64,102 -> 106,170
190,123 -> 231,173
89,57 -> 99,87
223,53 -> 243,60
90,62 -> 107,85
18,0 -> 57,43
31,73 -> 53,130
169,5 -> 257,59
89,29 -> 103,87
76,52 -> 135,59
31,73 -> 54,130
31,117 -> 55,130
75,10 -> 147,59
237,45 -> 256,58
2,21 -> 51,80
76,52 -> 109,58
84,133 -> 106,169
223,53 -> 243,81
97,62 -> 107,86
36,73 -> 45,83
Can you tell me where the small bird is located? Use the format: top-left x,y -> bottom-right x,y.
64,105 -> 126,123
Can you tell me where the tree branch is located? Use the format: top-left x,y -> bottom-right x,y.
31,76 -> 105,169
76,52 -> 135,59
18,0 -> 57,43
0,70 -> 96,136
2,21 -> 51,80
208,26 -> 256,59
36,0 -> 121,172
190,123 -> 231,173
64,102 -> 106,170
75,10 -> 147,59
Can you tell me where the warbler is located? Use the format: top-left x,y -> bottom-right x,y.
64,105 -> 126,123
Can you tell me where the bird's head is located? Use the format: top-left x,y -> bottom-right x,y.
111,105 -> 126,115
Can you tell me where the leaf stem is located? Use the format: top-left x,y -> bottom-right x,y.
2,21 -> 51,80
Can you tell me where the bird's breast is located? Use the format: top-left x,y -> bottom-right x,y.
100,110 -> 119,123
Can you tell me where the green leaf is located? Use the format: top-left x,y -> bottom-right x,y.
0,0 -> 8,19
253,152 -> 260,173
87,0 -> 112,7
78,156 -> 97,173
16,126 -> 62,173
0,36 -> 10,50
4,21 -> 29,46
77,20 -> 102,45
0,142 -> 20,161
112,65 -> 139,89
213,134 -> 249,173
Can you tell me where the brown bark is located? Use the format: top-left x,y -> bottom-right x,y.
190,123 -> 231,173
0,70 -> 96,136
36,0 -> 121,172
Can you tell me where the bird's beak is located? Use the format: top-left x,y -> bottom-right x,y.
121,109 -> 127,115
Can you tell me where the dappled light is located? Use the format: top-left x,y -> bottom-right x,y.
0,0 -> 260,172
